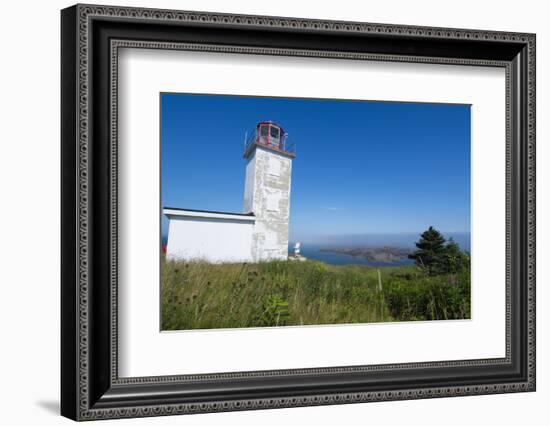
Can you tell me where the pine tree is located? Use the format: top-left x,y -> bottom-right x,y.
443,238 -> 468,274
408,226 -> 447,275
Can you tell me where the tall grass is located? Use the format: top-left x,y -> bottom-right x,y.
161,257 -> 470,331
382,268 -> 471,321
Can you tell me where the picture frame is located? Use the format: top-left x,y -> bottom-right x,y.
61,3 -> 536,421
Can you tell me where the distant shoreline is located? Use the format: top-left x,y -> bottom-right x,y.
319,246 -> 412,264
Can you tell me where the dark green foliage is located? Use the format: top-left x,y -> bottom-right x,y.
443,238 -> 470,275
408,226 -> 447,274
408,227 -> 470,276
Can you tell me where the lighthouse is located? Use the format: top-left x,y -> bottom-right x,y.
164,121 -> 295,263
243,121 -> 295,261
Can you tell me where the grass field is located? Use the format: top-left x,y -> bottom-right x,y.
161,256 -> 471,331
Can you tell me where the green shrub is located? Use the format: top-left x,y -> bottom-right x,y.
257,294 -> 290,327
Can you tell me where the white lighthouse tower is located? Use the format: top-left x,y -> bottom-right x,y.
243,121 -> 295,261
164,121 -> 295,263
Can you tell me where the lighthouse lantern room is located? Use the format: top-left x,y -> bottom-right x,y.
244,121 -> 295,158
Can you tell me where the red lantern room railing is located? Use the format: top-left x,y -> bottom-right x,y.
243,121 -> 296,159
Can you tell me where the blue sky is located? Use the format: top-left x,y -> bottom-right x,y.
161,93 -> 471,244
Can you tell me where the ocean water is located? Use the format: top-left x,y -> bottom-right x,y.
289,233 -> 471,267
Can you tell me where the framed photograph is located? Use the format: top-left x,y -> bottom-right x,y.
61,4 -> 536,421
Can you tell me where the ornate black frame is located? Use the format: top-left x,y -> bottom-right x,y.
61,4 -> 536,421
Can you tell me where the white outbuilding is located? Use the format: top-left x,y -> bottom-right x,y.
164,121 -> 295,263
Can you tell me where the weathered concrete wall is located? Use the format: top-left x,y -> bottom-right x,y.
165,210 -> 255,263
243,145 -> 292,261
243,154 -> 256,214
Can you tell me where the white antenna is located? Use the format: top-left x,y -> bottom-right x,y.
244,130 -> 248,151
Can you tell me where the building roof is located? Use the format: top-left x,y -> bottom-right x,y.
163,207 -> 256,222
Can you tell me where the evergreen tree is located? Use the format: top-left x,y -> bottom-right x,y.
408,226 -> 447,275
443,238 -> 469,274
